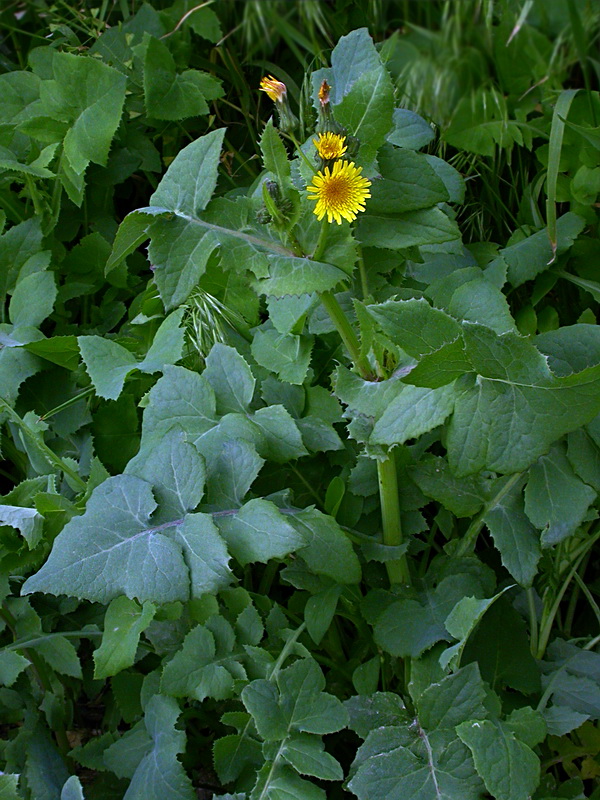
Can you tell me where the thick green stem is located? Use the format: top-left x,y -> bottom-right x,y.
377,456 -> 410,585
318,290 -> 373,379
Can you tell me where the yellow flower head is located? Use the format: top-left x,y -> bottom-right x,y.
313,132 -> 347,161
259,75 -> 287,103
307,160 -> 371,225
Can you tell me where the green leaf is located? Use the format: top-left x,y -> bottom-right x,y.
329,28 -> 383,103
357,208 -> 460,250
484,478 -> 541,587
204,343 -> 256,414
171,514 -> 234,597
61,775 -> 85,800
243,657 -> 348,738
491,212 -> 586,288
367,146 -> 448,214
103,723 -> 152,779
41,52 -> 127,179
305,585 -> 342,645
536,324 -> 600,377
141,365 -> 216,448
149,128 -> 225,217
370,383 -> 455,446
281,733 -> 343,780
0,774 -> 21,800
143,37 -> 222,121
106,210 -> 152,275
409,455 -> 487,518
524,443 -> 596,546
260,119 -> 291,189
345,692 -> 409,739
22,475 -> 191,603
463,598 -> 540,695
567,428 -> 600,492
255,255 -> 348,297
252,405 -> 308,463
348,665 -> 486,800
440,587 -> 512,671
0,504 -> 44,548
147,215 -> 218,309
0,345 -> 43,405
124,694 -> 195,800
252,329 -> 313,385
456,718 -> 540,800
125,427 -> 206,519
9,271 -> 57,329
93,596 -> 156,680
386,108 -> 435,150
252,764 -> 326,800
215,499 -> 305,566
78,335 -> 137,400
161,616 -> 243,701
205,436 -> 263,507
447,324 -> 600,475
288,508 -> 361,584
335,66 -> 395,167
0,217 -> 43,298
0,650 -> 30,687
138,308 -> 186,374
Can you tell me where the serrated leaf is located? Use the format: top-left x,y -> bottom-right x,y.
9,271 -> 57,329
215,499 -> 305,566
161,617 -> 242,702
172,513 -> 234,596
345,692 -> 409,739
491,212 -> 586,288
484,477 -> 541,587
357,207 -> 460,250
78,335 -> 137,400
252,329 -> 313,385
348,665 -> 486,800
125,427 -> 206,519
370,383 -> 455,446
144,37 -> 222,121
103,723 -> 152,779
22,475 -> 191,603
149,128 -> 225,217
260,119 -> 291,189
524,443 -> 596,546
252,405 -> 309,462
447,324 -> 600,475
288,508 -> 361,584
0,649 -> 30,687
204,343 -> 256,414
409,455 -> 487,517
0,504 -> 44,548
335,66 -> 394,167
123,694 -> 195,800
367,146 -> 448,213
386,108 -> 435,149
457,718 -> 540,800
281,733 -> 343,780
93,596 -> 156,680
141,365 -> 217,447
60,775 -> 85,800
206,439 -> 264,507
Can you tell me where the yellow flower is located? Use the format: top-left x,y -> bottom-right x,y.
313,132 -> 347,161
259,75 -> 287,103
307,160 -> 371,225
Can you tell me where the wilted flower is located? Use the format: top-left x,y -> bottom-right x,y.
259,74 -> 298,132
307,160 -> 371,225
259,75 -> 287,103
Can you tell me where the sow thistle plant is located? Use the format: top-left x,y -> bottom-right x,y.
6,26 -> 600,800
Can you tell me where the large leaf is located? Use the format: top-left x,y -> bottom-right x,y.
457,719 -> 540,800
123,695 -> 195,800
347,665 -> 487,800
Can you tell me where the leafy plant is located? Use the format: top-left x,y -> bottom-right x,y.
1,3 -> 600,799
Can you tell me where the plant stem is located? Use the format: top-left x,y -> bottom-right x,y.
377,456 -> 410,585
527,588 -> 539,658
317,290 -> 373,379
312,218 -> 330,262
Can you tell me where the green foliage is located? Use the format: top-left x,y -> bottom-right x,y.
1,2 -> 600,799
